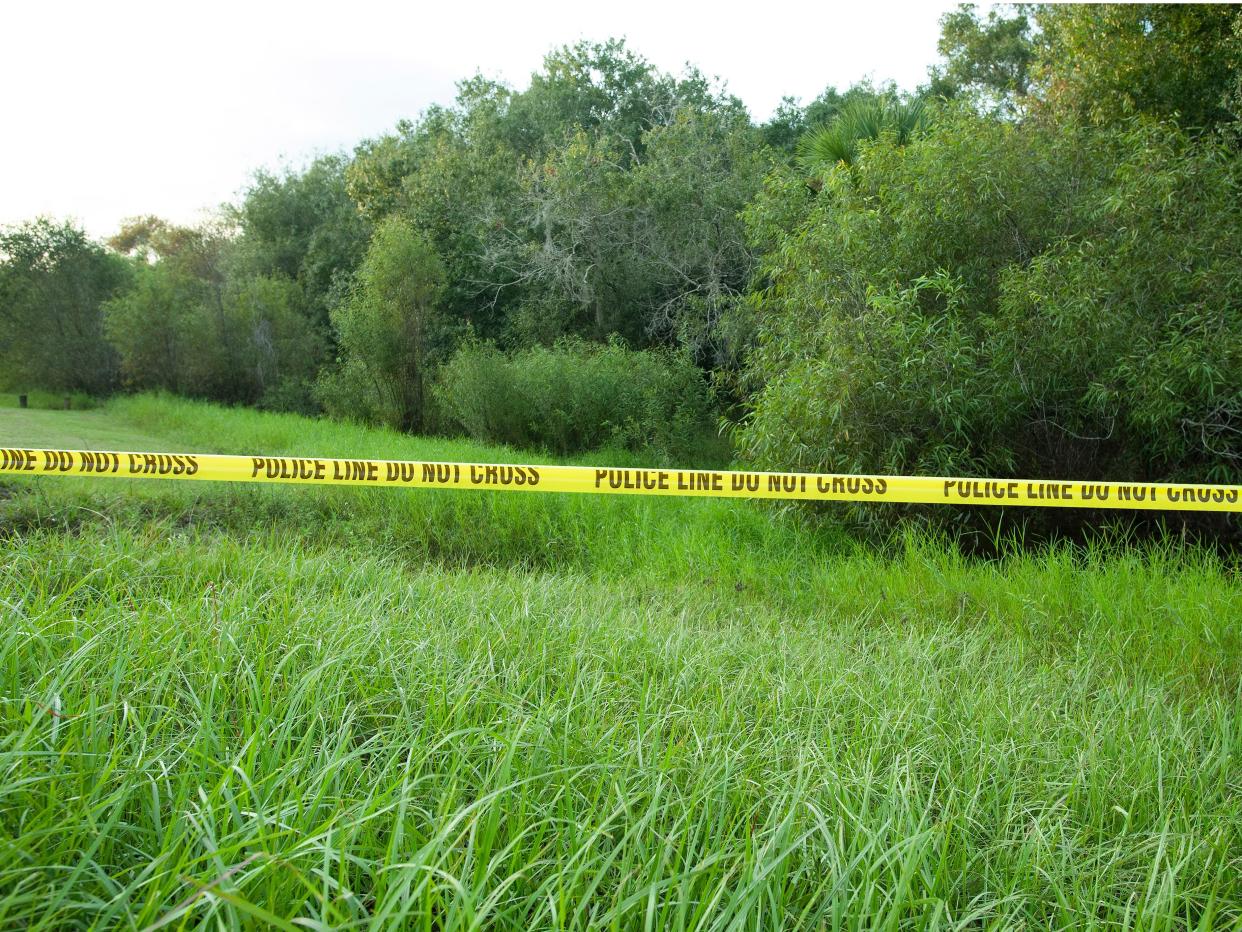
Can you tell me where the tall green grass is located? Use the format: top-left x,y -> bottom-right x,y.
4,394 -> 841,575
1,395 -> 1239,929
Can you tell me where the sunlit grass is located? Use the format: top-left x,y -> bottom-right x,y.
1,395 -> 1239,929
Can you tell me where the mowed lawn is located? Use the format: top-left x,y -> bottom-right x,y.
1,396 -> 1239,930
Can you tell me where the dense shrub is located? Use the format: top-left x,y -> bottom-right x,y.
315,218 -> 458,432
0,219 -> 129,395
435,339 -> 725,464
740,109 -> 1241,535
104,265 -> 323,412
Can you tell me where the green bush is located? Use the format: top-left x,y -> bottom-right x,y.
315,218 -> 457,432
104,263 -> 323,413
0,219 -> 128,396
435,338 -> 725,464
740,109 -> 1241,536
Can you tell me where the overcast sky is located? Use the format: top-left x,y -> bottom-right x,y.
2,0 -> 958,238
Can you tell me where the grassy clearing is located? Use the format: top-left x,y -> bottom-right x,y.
1,395 -> 1240,929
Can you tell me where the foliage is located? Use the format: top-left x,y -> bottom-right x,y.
495,38 -> 742,164
927,3 -> 1037,114
317,218 -> 454,431
231,155 -> 372,331
102,162 -> 366,413
108,214 -> 211,262
435,338 -> 724,463
348,107 -> 521,344
802,82 -> 904,133
481,108 -> 764,356
1034,4 -> 1242,132
757,96 -> 807,154
227,275 -> 326,412
796,97 -> 929,171
623,109 -> 767,363
351,40 -> 758,357
0,219 -> 129,395
103,255 -> 211,395
103,223 -> 323,410
494,130 -> 638,342
740,108 -> 1242,536
995,123 -> 1242,484
759,83 -> 898,156
926,5 -> 1242,130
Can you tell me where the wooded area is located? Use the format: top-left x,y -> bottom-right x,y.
2,4 -> 1239,535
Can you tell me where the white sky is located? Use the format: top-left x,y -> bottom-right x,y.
1,0 -> 959,238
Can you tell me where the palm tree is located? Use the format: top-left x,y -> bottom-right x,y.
796,98 -> 929,174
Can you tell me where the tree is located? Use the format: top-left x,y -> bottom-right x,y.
625,108 -> 766,364
0,219 -> 129,395
803,82 -> 896,129
476,105 -> 764,359
928,5 -> 1242,131
318,219 -> 453,431
108,215 -> 205,262
348,103 -> 525,345
739,107 -> 1241,537
495,39 -> 741,164
759,83 -> 900,157
103,256 -> 209,395
232,155 -> 372,331
758,97 -> 807,155
227,275 -> 325,411
488,130 -> 641,343
348,39 -> 752,357
104,218 -> 324,409
796,97 -> 929,172
928,4 -> 1036,114
1034,4 -> 1241,131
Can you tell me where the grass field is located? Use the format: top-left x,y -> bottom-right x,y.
1,395 -> 1240,930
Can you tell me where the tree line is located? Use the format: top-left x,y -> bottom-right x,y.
2,4 -> 1240,535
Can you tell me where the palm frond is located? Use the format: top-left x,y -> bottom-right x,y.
796,98 -> 930,174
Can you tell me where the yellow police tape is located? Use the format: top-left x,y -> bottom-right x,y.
2,446 -> 1240,512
